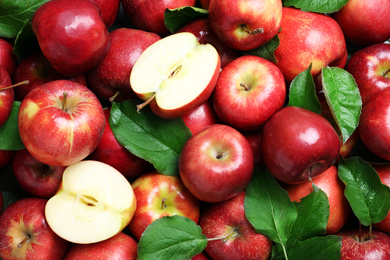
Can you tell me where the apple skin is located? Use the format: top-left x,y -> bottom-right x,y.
0,192 -> 2,213
212,55 -> 286,131
243,130 -> 263,166
345,43 -> 390,104
0,66 -> 14,128
338,229 -> 390,259
358,87 -> 390,161
273,7 -> 347,83
372,164 -> 390,234
128,170 -> 200,241
18,80 -> 105,166
179,124 -> 254,203
89,0 -> 120,29
12,51 -> 87,101
208,0 -> 282,51
31,0 -> 111,76
12,149 -> 66,198
261,106 -> 340,184
199,0 -> 210,10
0,38 -> 17,76
87,28 -> 161,102
199,191 -> 273,260
177,18 -> 240,68
64,232 -> 137,260
0,197 -> 70,260
88,108 -> 152,180
283,165 -> 351,234
0,149 -> 15,168
332,0 -> 390,47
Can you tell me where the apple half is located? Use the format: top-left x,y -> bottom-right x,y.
130,32 -> 221,119
45,160 -> 136,244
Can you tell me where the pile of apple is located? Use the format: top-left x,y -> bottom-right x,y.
0,0 -> 390,259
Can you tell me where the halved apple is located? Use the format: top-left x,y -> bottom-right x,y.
45,160 -> 136,244
130,32 -> 221,119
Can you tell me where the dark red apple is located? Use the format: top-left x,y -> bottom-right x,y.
0,38 -> 17,76
0,149 -> 15,168
89,0 -> 120,29
0,66 -> 14,128
372,164 -> 390,234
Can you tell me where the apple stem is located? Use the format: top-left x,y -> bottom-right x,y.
222,229 -> 239,243
136,93 -> 156,113
109,91 -> 120,103
161,198 -> 167,209
240,83 -> 250,91
17,234 -> 31,248
0,80 -> 29,91
242,24 -> 264,35
383,68 -> 390,78
62,92 -> 69,112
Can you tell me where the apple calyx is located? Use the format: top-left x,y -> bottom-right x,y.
0,80 -> 29,91
241,24 -> 264,35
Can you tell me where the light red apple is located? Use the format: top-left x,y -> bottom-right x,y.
0,197 -> 70,260
128,170 -> 200,241
199,191 -> 273,260
372,164 -> 390,234
208,0 -> 283,51
0,38 -> 17,76
179,124 -> 254,203
212,55 -> 286,131
0,66 -> 14,128
18,80 -> 105,166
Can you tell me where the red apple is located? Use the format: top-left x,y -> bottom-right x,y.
273,7 -> 347,83
199,0 -> 210,9
358,87 -> 390,161
179,124 -> 254,203
0,38 -> 17,76
332,0 -> 390,47
89,0 -> 120,29
31,0 -> 111,76
212,55 -> 286,131
0,197 -> 70,260
338,229 -> 390,259
345,43 -> 390,104
12,149 -> 66,198
128,170 -> 200,241
88,108 -> 152,180
372,164 -> 390,234
199,191 -> 273,260
12,50 -> 87,101
208,0 -> 282,51
0,149 -> 15,168
18,80 -> 105,166
87,28 -> 161,102
121,0 -> 196,36
64,232 -> 137,260
261,106 -> 340,184
0,66 -> 14,128
177,18 -> 240,68
243,129 -> 263,165
283,165 -> 351,234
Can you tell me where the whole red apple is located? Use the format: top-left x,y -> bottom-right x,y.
208,0 -> 282,51
12,149 -> 66,198
18,80 -> 105,166
31,0 -> 111,76
199,191 -> 273,260
0,197 -> 70,260
212,55 -> 286,131
261,106 -> 340,184
0,149 -> 15,168
332,0 -> 390,47
88,108 -> 152,180
12,51 -> 87,101
338,229 -> 390,259
283,165 -> 351,234
87,28 -> 161,102
121,0 -> 196,36
0,66 -> 14,128
128,170 -> 200,241
273,7 -> 347,83
179,124 -> 254,203
345,43 -> 390,104
372,164 -> 390,234
0,38 -> 17,76
358,87 -> 390,161
64,232 -> 137,260
89,0 -> 120,29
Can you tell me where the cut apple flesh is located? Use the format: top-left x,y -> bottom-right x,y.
130,32 -> 220,118
45,160 -> 136,244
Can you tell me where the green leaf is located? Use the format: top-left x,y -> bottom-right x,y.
0,0 -> 50,38
282,0 -> 349,13
288,63 -> 322,114
0,101 -> 25,151
109,100 -> 192,176
321,66 -> 362,144
164,6 -> 209,34
137,216 -> 207,260
13,19 -> 39,62
338,156 -> 390,226
244,165 -> 297,257
242,34 -> 280,63
287,235 -> 342,260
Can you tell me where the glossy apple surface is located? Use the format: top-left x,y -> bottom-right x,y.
199,191 -> 273,260
179,124 -> 254,203
128,170 -> 200,241
372,164 -> 390,233
0,66 -> 14,128
0,197 -> 70,260
18,80 -> 105,166
31,0 -> 111,76
212,55 -> 286,131
89,0 -> 120,29
0,38 -> 17,76
261,106 -> 340,184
